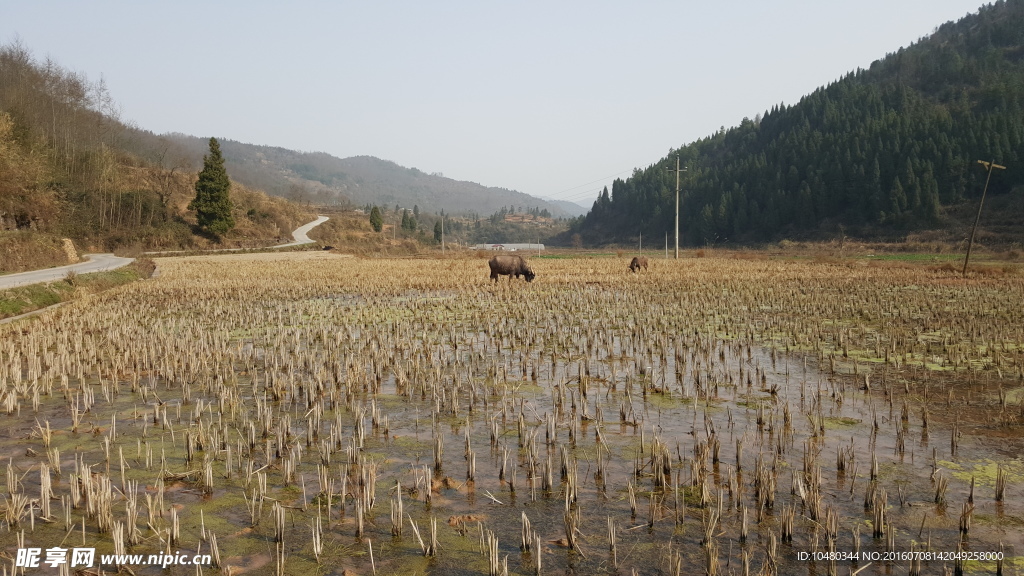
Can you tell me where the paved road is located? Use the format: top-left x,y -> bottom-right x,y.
0,254 -> 136,290
272,215 -> 330,248
143,215 -> 330,255
2,216 -> 331,290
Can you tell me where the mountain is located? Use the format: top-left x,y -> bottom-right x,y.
157,134 -> 577,219
567,0 -> 1024,247
543,199 -> 589,217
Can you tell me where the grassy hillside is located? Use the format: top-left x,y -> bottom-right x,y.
307,208 -> 425,256
0,41 -> 311,273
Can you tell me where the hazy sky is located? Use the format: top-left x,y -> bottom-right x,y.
3,0 -> 985,207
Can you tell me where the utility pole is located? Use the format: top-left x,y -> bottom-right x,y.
639,232 -> 642,255
441,213 -> 445,254
963,159 -> 1006,276
667,157 -> 687,259
665,233 -> 668,259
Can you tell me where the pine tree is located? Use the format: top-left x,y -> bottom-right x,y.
369,206 -> 383,232
189,137 -> 234,236
401,209 -> 418,231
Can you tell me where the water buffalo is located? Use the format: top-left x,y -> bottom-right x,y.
488,254 -> 535,282
629,256 -> 649,272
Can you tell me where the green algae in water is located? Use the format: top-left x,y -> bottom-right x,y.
937,458 -> 1024,487
823,416 -> 861,429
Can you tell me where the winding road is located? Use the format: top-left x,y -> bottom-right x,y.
0,215 -> 330,290
272,215 -> 330,248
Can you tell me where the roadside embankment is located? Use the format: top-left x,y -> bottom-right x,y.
0,258 -> 155,322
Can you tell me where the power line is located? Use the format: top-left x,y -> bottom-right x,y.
963,159 -> 1006,276
559,187 -> 605,202
667,157 -> 687,259
544,169 -> 634,200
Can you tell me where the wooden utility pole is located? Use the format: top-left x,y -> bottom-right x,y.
667,157 -> 687,259
441,213 -> 445,254
962,160 -> 1006,276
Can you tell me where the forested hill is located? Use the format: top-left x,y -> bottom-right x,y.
572,0 -> 1024,246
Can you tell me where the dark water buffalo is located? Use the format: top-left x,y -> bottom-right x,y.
488,254 -> 535,282
629,256 -> 649,272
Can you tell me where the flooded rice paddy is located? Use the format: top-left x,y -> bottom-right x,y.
1,251 -> 1023,575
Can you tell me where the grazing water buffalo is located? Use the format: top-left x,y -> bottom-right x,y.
629,256 -> 649,272
488,254 -> 535,282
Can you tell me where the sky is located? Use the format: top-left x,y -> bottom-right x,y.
2,0 -> 987,208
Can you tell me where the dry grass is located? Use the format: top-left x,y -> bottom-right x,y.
309,211 -> 426,256
0,231 -> 75,274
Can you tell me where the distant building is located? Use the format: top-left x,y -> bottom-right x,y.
473,243 -> 545,251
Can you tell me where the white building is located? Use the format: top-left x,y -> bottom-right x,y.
472,243 -> 545,251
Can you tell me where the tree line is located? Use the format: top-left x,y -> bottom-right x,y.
363,203 -> 567,245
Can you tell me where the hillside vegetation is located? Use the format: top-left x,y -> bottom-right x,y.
0,41 -> 311,273
570,0 -> 1024,248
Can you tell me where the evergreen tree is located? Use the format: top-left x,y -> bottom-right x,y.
434,220 -> 443,242
188,137 -> 234,235
399,209 -> 418,232
369,206 -> 383,232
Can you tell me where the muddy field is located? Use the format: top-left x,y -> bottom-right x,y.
1,252 -> 1022,575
